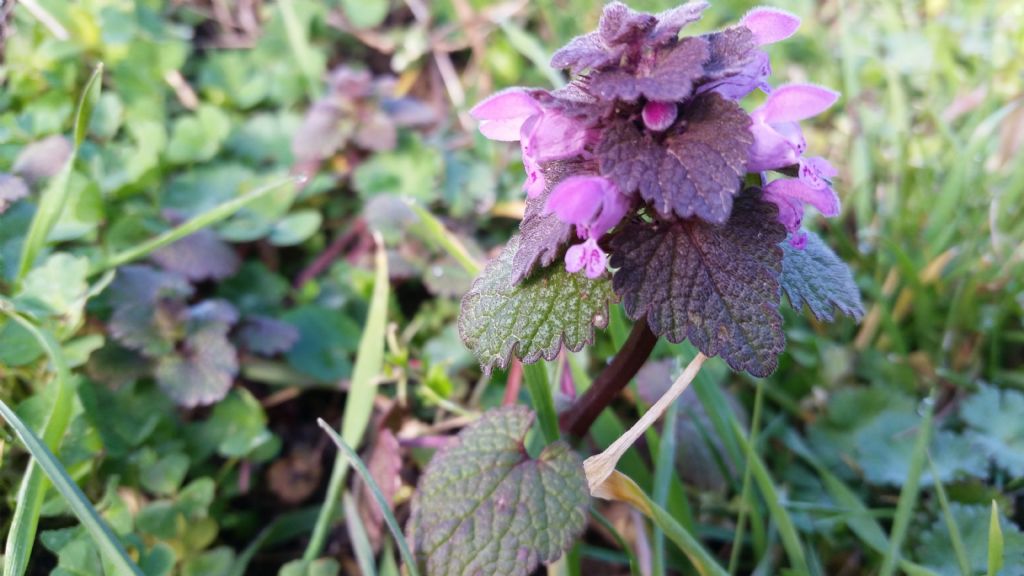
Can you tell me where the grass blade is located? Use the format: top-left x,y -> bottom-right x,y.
316,419 -> 420,576
597,471 -> 728,576
304,233 -> 389,561
785,432 -> 939,576
91,175 -> 301,275
17,63 -> 103,284
730,418 -> 810,575
929,453 -> 971,576
1,305 -> 74,576
651,401 -> 679,576
728,380 -> 765,574
523,361 -> 559,445
344,492 -> 377,576
880,390 -> 936,576
0,399 -> 142,575
406,202 -> 481,276
590,507 -> 641,576
988,500 -> 1003,576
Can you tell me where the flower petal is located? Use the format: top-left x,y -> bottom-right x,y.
748,121 -> 801,172
469,88 -> 541,141
741,7 -> 801,46
757,83 -> 839,124
528,110 -> 590,162
765,176 -> 840,217
546,175 -> 629,237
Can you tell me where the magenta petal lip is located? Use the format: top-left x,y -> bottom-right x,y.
740,7 -> 801,46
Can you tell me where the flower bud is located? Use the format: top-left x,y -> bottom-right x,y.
642,101 -> 678,132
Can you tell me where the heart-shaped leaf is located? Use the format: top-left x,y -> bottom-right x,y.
407,406 -> 589,576
610,189 -> 785,376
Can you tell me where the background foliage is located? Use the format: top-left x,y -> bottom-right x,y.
1,0 -> 1023,574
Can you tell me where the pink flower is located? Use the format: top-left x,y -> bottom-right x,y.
642,101 -> 678,132
747,83 -> 839,172
469,88 -> 540,141
565,238 -> 608,279
701,7 -> 800,101
470,88 -> 591,199
546,175 -> 630,239
763,156 -> 840,243
546,175 -> 629,278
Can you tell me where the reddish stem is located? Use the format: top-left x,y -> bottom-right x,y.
559,321 -> 658,438
294,219 -> 367,289
503,358 -> 523,406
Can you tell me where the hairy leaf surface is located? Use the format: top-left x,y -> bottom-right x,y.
459,235 -> 615,374
511,163 -> 579,284
780,232 -> 864,322
407,406 -> 588,576
701,26 -> 759,79
596,94 -> 751,223
610,190 -> 785,376
589,37 -> 709,102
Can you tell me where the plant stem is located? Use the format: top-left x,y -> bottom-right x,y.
559,321 -> 657,438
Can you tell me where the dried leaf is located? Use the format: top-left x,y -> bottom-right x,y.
356,429 -> 402,551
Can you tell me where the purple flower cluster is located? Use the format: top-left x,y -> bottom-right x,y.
470,1 -> 841,277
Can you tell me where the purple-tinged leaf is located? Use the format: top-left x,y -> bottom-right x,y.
610,190 -> 786,377
353,109 -> 398,152
236,315 -> 300,356
510,162 -> 578,284
533,82 -> 611,126
108,266 -> 193,356
186,299 -> 240,328
549,32 -> 624,75
12,135 -> 72,184
150,228 -> 241,282
589,37 -> 710,102
651,1 -> 710,43
700,26 -> 759,81
598,2 -> 657,45
459,234 -> 616,374
407,406 -> 588,576
780,231 -> 864,322
0,173 -> 29,214
356,429 -> 402,552
155,321 -> 238,408
596,94 -> 752,223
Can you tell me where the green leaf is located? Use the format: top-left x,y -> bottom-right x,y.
989,501 -> 1004,576
407,407 -> 589,576
458,234 -> 616,374
780,231 -> 864,322
610,189 -> 786,377
352,134 -> 441,202
165,105 -> 232,165
283,305 -> 360,382
0,398 -> 143,576
961,384 -> 1024,476
278,558 -> 341,576
268,210 -> 322,247
340,0 -> 389,29
915,504 -> 1024,576
201,389 -> 275,459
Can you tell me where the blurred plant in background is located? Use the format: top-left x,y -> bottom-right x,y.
0,0 -> 1022,575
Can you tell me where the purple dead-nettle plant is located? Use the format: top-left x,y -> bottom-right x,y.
409,4 -> 864,575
